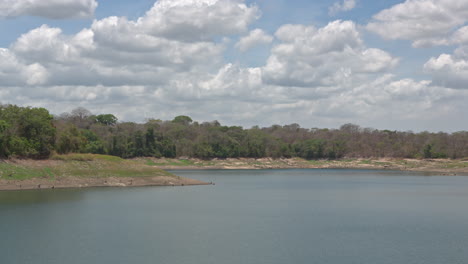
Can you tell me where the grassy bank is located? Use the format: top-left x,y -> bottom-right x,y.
0,154 -> 208,190
0,153 -> 173,181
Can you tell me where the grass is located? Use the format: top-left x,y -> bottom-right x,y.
51,153 -> 123,162
0,154 -> 174,181
306,160 -> 328,166
179,159 -> 195,165
442,162 -> 468,169
0,163 -> 53,180
144,158 -> 196,166
373,161 -> 391,166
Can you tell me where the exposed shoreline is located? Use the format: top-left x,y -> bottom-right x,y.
143,157 -> 468,175
0,175 -> 210,191
1,156 -> 467,191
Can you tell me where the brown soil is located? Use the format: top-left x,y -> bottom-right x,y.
150,157 -> 468,175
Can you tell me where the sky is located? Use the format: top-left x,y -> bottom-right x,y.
0,0 -> 467,132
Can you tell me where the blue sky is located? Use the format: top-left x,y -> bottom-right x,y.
0,0 -> 467,132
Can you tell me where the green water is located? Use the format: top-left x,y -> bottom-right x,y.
1,169 -> 467,264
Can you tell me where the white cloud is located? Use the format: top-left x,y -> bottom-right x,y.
12,25 -> 84,65
329,0 -> 356,16
451,26 -> 468,44
366,0 -> 468,47
0,0 -> 97,19
137,0 -> 259,42
284,75 -> 467,129
0,48 -> 48,86
367,0 -> 468,89
89,16 -> 224,70
235,29 -> 273,52
6,0 -> 259,87
262,20 -> 399,87
0,1 -> 466,131
424,50 -> 468,89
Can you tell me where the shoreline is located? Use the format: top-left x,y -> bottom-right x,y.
162,165 -> 464,176
145,157 -> 468,175
0,176 -> 210,191
2,156 -> 467,191
0,154 -> 211,191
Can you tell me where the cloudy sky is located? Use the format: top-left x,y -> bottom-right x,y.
0,0 -> 467,132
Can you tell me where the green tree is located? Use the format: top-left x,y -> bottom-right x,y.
56,125 -> 86,154
93,114 -> 118,126
0,120 -> 10,158
0,105 -> 56,158
172,115 -> 193,125
294,139 -> 326,160
423,144 -> 433,159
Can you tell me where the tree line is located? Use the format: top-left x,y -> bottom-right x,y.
1,104 -> 467,159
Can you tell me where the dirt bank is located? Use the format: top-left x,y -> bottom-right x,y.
139,157 -> 468,175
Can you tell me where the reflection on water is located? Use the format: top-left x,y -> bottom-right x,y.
1,169 -> 468,264
0,188 -> 84,205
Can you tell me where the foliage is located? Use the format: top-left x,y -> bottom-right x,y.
93,114 -> 118,126
0,104 -> 56,158
172,115 -> 193,125
1,105 -> 467,160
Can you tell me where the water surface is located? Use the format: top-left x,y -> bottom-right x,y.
1,169 -> 467,264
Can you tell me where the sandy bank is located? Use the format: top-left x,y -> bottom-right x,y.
143,157 -> 468,175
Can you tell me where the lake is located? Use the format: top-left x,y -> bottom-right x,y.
1,169 -> 468,264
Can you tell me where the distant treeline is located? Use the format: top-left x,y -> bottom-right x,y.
1,105 -> 467,159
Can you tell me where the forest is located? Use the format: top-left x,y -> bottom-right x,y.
0,104 -> 467,160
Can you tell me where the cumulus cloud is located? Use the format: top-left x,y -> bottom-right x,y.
329,0 -> 356,16
199,64 -> 263,96
0,48 -> 48,86
0,0 -> 98,19
235,29 -> 273,52
6,0 -> 259,87
0,0 -> 466,131
137,0 -> 259,42
277,75 -> 467,129
367,0 -> 468,90
262,20 -> 399,87
89,16 -> 224,70
424,50 -> 468,89
366,0 -> 468,47
12,25 -> 86,65
451,26 -> 468,45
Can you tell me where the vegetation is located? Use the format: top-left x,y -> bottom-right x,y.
0,154 -> 173,181
1,104 -> 467,160
0,105 -> 55,158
